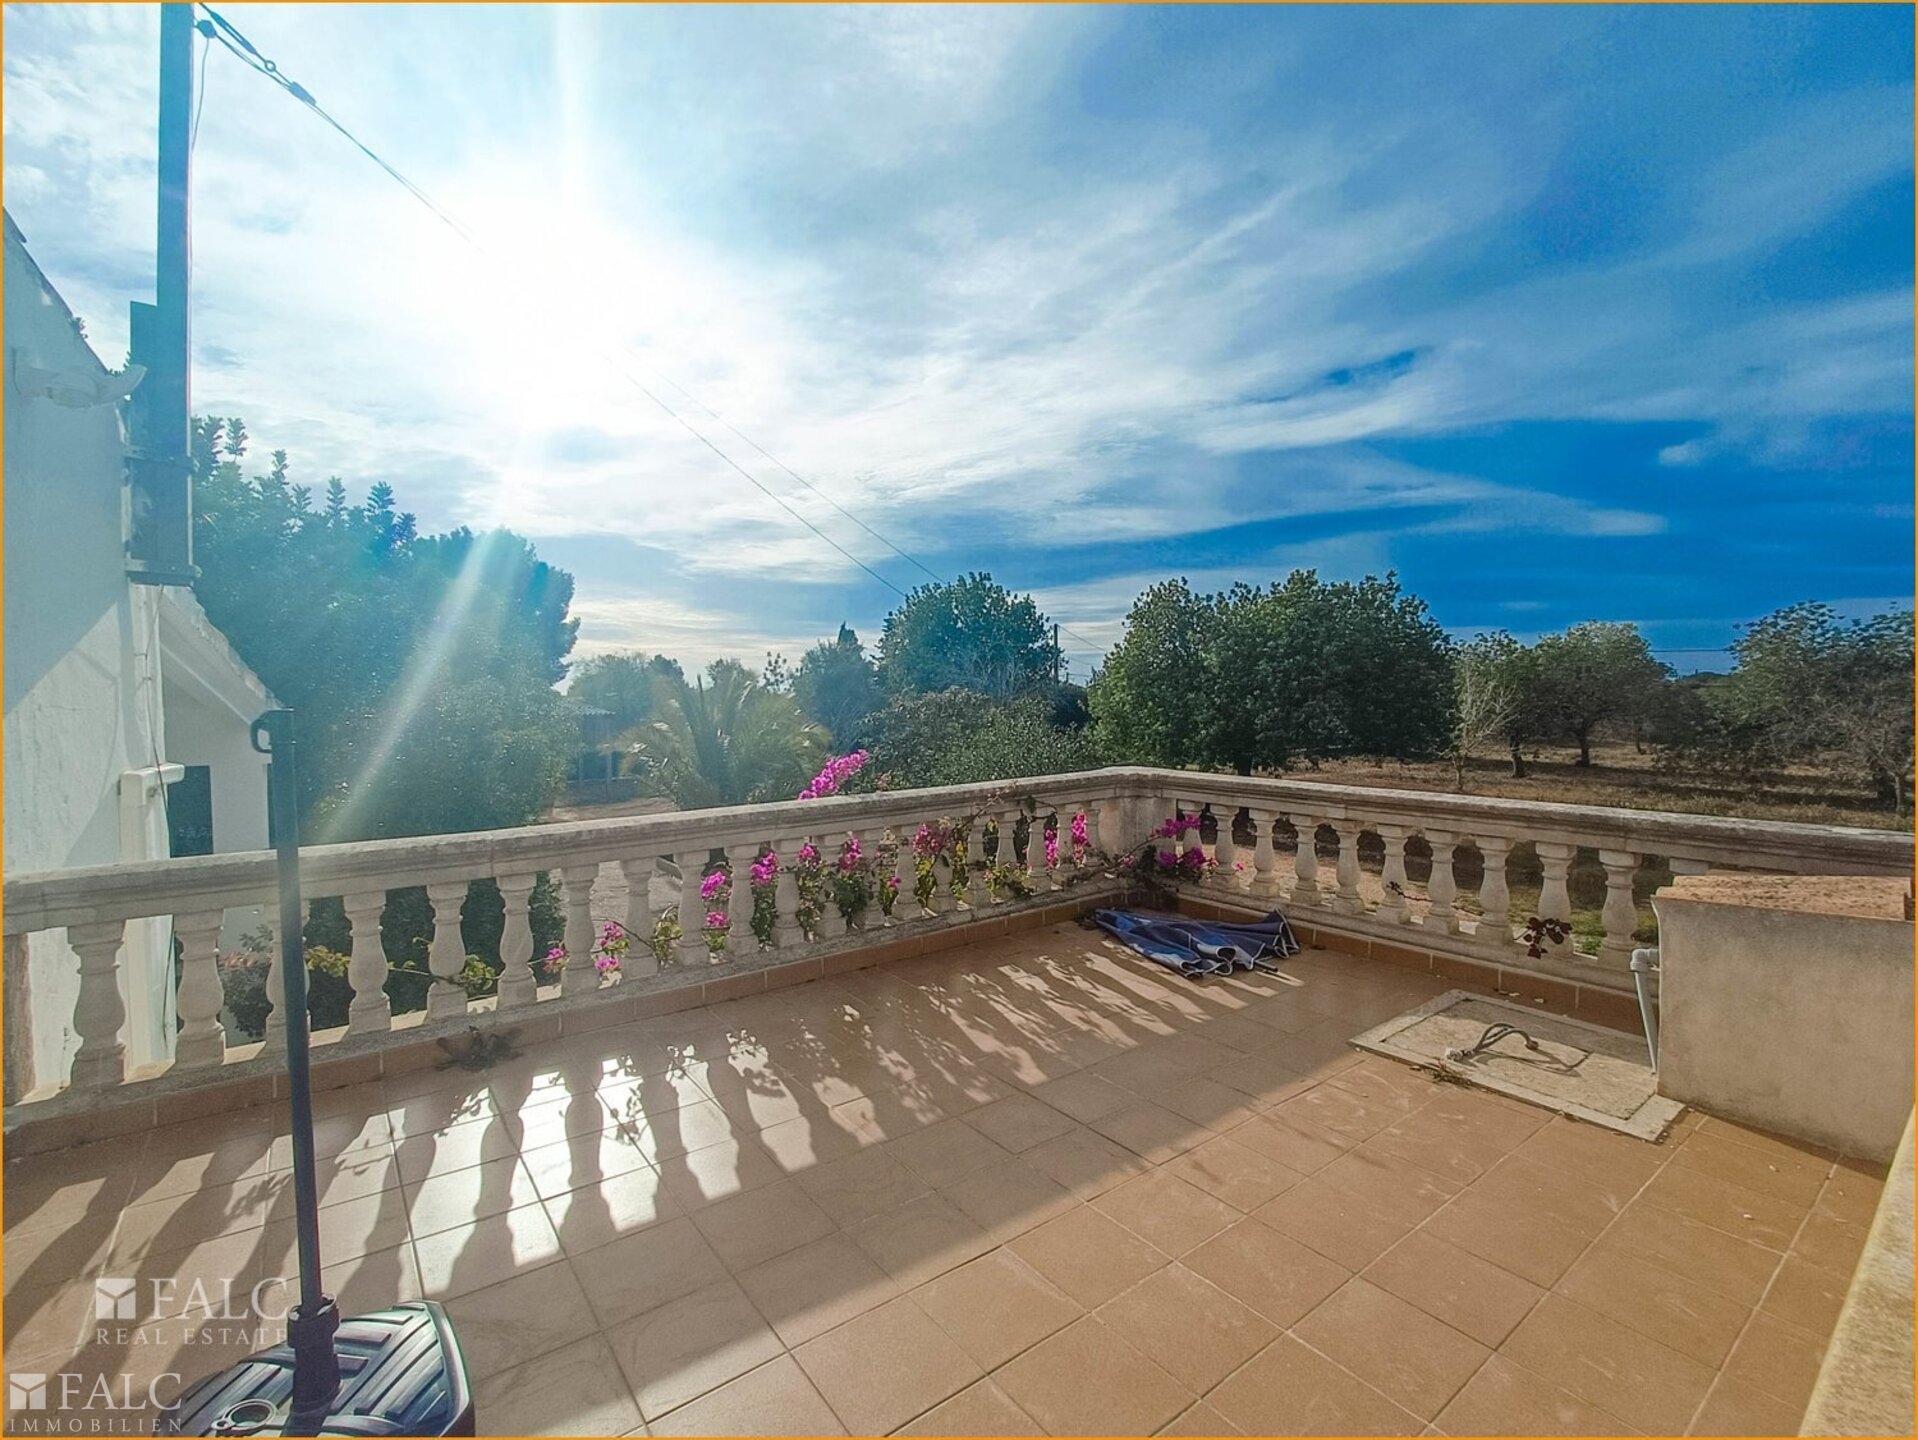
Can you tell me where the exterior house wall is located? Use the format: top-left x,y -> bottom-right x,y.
3,218 -> 273,1097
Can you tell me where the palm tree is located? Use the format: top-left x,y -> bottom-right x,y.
622,660 -> 827,810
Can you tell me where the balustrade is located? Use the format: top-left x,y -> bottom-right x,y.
4,767 -> 1905,1102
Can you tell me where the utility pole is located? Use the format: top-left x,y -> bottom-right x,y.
127,0 -> 199,585
1053,623 -> 1062,685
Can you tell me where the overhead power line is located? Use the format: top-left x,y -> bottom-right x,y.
193,3 -> 1113,662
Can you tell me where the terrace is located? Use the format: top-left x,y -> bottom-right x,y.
4,768 -> 1912,1435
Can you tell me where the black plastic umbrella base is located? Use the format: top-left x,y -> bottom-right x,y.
160,1301 -> 474,1437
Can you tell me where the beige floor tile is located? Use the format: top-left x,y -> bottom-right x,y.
1555,1245 -> 1753,1367
1251,1172 -> 1420,1271
1316,1144 -> 1465,1228
1156,1400 -> 1244,1436
848,1192 -> 995,1287
401,1154 -> 542,1240
1008,1204 -> 1170,1307
1597,1204 -> 1783,1308
1090,1169 -> 1240,1256
993,1315 -> 1193,1437
1090,1101 -> 1210,1164
792,1146 -> 931,1228
734,1232 -> 901,1347
1789,1209 -> 1870,1277
1434,1353 -> 1642,1436
1686,1381 -> 1806,1436
793,1294 -> 982,1435
886,1118 -> 1014,1189
1207,1051 -> 1316,1108
518,1125 -> 654,1201
1696,1116 -> 1839,1164
1022,1125 -> 1152,1199
912,1249 -> 1080,1369
545,1161 -> 681,1253
1025,1072 -> 1135,1124
1420,1156 -> 1613,1287
1669,1130 -> 1829,1207
1182,1217 -> 1350,1326
606,1277 -> 786,1421
756,1111 -> 874,1172
1814,1159 -> 1887,1225
689,1178 -> 837,1272
1154,1075 -> 1262,1133
1208,1333 -> 1421,1436
1718,1311 -> 1829,1409
574,1215 -> 731,1327
1227,1108 -> 1352,1173
442,1260 -> 599,1377
412,1200 -> 564,1300
964,1093 -> 1080,1153
940,1157 -> 1079,1243
256,1189 -> 411,1267
1512,1117 -> 1669,1208
1636,1161 -> 1807,1250
473,1334 -> 644,1437
634,1098 -> 752,1163
1758,1253 -> 1850,1334
655,1135 -> 792,1212
1096,1263 -> 1278,1393
895,1378 -> 1041,1437
1163,1134 -> 1305,1212
1295,1277 -> 1490,1420
109,1173 -> 288,1260
649,1355 -> 846,1437
1363,1229 -> 1543,1348
1501,1294 -> 1716,1434
1275,1075 -> 1419,1141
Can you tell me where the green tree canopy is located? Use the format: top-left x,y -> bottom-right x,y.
1530,621 -> 1672,766
794,624 -> 880,746
1712,603 -> 1914,810
876,573 -> 1062,698
566,651 -> 684,733
621,659 -> 826,810
1090,570 -> 1452,773
189,417 -> 578,841
1454,631 -> 1553,777
866,689 -> 1098,789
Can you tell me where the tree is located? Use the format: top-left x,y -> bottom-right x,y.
1455,632 -> 1550,777
1713,603 -> 1915,811
1531,622 -> 1672,767
794,625 -> 880,746
622,660 -> 826,810
189,418 -> 579,841
1088,580 -> 1220,767
567,651 -> 683,733
877,573 -> 1062,698
866,689 -> 1098,789
1448,642 -> 1518,790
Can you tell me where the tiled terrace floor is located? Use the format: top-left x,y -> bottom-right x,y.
4,921 -> 1887,1436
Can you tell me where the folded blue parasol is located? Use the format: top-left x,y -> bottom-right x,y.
1092,908 -> 1301,978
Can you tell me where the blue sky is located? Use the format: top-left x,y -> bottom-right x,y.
4,4 -> 1911,676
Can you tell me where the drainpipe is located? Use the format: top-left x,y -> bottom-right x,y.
1630,947 -> 1660,1071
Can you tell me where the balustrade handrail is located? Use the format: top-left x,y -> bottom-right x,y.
1142,769 -> 1914,875
3,768 -> 1138,935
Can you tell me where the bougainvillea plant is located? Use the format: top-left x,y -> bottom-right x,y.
749,847 -> 780,945
700,867 -> 732,954
796,750 -> 870,801
1518,915 -> 1573,959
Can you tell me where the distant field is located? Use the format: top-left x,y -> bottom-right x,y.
1288,741 -> 1903,832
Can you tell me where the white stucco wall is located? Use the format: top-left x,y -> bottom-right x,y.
3,220 -> 274,1097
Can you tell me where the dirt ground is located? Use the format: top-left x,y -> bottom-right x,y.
1296,741 -> 1902,831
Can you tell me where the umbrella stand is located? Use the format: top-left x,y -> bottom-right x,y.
163,710 -> 474,1437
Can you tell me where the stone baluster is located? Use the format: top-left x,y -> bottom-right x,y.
1424,830 -> 1460,935
773,837 -> 806,947
426,880 -> 472,1019
1177,800 -> 1206,866
343,890 -> 395,1032
1375,824 -> 1411,925
1212,805 -> 1239,891
1333,822 -> 1364,914
1597,849 -> 1641,969
620,857 -> 660,978
888,829 -> 917,924
67,920 -> 129,1089
675,852 -> 710,965
1474,835 -> 1516,951
260,927 -> 287,1057
1083,800 -> 1105,858
1534,841 -> 1577,957
997,810 -> 1024,901
820,836 -> 850,939
494,874 -> 538,1008
1248,808 -> 1282,899
559,863 -> 600,995
1291,815 -> 1323,907
726,844 -> 759,954
965,818 -> 993,911
173,910 -> 228,1070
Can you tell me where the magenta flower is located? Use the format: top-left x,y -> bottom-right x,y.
796,750 -> 870,801
705,909 -> 730,930
750,850 -> 779,887
700,871 -> 728,901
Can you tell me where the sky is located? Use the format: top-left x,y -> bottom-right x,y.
4,3 -> 1911,678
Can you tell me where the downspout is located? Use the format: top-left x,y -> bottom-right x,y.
1630,946 -> 1659,1070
